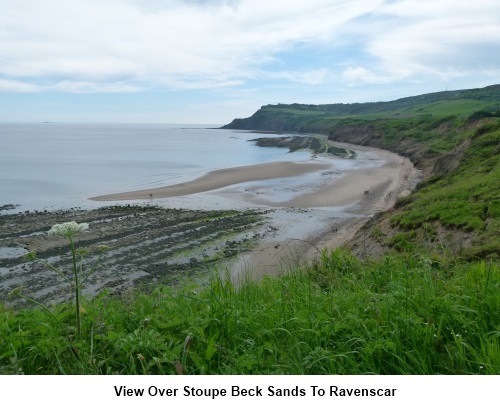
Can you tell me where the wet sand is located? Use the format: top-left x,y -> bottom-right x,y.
91,161 -> 331,201
229,141 -> 421,282
91,140 -> 421,283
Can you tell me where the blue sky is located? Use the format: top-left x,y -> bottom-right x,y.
0,0 -> 499,124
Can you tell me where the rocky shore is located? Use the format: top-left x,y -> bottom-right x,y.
250,135 -> 356,158
0,204 -> 269,308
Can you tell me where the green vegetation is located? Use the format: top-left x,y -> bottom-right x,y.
21,221 -> 109,339
223,84 -> 500,133
1,249 -> 498,374
389,123 -> 500,258
1,85 -> 499,374
224,84 -> 500,260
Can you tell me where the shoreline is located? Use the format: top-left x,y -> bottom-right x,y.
1,140 -> 421,305
90,161 -> 331,201
229,140 -> 421,282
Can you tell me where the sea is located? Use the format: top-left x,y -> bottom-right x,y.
0,122 -> 343,213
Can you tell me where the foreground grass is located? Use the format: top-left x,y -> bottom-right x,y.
1,249 -> 498,375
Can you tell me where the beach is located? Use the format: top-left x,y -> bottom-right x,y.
228,140 -> 420,282
90,161 -> 331,201
0,139 -> 420,307
90,138 -> 420,282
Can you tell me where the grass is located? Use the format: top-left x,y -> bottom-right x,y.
389,121 -> 500,258
1,249 -> 498,375
2,85 -> 499,375
402,99 -> 495,117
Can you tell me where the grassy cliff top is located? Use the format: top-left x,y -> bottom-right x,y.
223,84 -> 500,129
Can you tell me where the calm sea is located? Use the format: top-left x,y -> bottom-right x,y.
0,122 -> 315,212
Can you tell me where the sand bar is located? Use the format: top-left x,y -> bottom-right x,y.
91,161 -> 331,201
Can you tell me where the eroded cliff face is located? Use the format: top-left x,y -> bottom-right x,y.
225,115 -> 445,176
327,123 -> 381,146
327,123 -> 439,177
432,138 -> 471,176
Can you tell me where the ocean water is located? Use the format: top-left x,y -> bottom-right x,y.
0,122 -> 323,212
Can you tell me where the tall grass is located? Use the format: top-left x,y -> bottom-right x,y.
1,249 -> 498,375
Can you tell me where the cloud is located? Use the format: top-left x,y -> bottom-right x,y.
345,0 -> 500,83
0,79 -> 41,92
0,78 -> 141,93
342,67 -> 399,86
0,0 -> 498,94
0,0 -> 382,92
52,81 -> 142,93
267,69 -> 329,85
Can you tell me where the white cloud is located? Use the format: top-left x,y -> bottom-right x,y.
358,0 -> 500,81
0,79 -> 41,92
0,0 -> 498,94
0,0 -> 382,92
0,78 -> 141,93
52,81 -> 142,93
267,69 -> 329,85
342,67 -> 400,86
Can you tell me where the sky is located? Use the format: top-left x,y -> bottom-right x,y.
0,0 -> 499,124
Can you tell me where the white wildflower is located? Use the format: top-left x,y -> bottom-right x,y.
48,221 -> 89,237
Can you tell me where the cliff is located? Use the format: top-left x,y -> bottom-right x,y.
223,84 -> 500,259
223,84 -> 500,175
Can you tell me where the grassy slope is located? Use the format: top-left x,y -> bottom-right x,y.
1,251 -> 498,374
1,85 -> 499,375
387,121 -> 499,258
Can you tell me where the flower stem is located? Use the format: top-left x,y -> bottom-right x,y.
69,235 -> 81,339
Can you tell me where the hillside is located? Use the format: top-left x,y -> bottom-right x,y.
223,84 -> 500,259
223,84 -> 500,133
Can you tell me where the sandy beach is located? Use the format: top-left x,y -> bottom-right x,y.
228,140 -> 421,282
91,138 -> 421,283
91,161 -> 331,201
